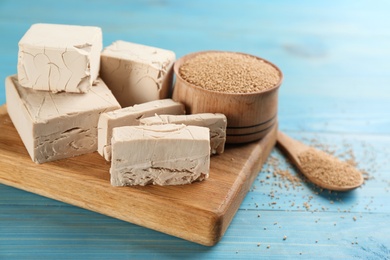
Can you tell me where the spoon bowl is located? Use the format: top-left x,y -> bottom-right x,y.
277,131 -> 364,191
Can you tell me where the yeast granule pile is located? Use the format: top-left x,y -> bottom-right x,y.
179,52 -> 280,94
298,148 -> 363,188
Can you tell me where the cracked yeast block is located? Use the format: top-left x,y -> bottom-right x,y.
110,124 -> 210,186
140,113 -> 227,155
5,75 -> 120,164
17,23 -> 102,93
97,99 -> 185,161
100,40 -> 175,107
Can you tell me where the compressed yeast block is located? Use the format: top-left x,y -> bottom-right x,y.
17,23 -> 102,93
110,124 -> 210,186
140,113 -> 227,155
5,75 -> 120,163
100,40 -> 175,107
98,99 -> 185,161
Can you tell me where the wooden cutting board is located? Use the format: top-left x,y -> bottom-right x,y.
0,104 -> 276,246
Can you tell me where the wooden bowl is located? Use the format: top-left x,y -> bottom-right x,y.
172,51 -> 283,144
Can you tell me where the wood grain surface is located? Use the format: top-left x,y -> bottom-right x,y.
0,104 -> 276,246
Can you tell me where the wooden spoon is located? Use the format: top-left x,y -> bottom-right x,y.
277,131 -> 364,191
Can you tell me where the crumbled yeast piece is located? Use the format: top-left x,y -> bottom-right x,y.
110,124 -> 210,186
140,113 -> 227,155
5,75 -> 120,163
17,23 -> 102,93
97,99 -> 185,161
100,40 -> 175,107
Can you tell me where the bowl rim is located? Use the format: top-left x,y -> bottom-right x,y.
173,50 -> 284,96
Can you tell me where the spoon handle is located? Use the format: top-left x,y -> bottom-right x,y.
276,131 -> 308,168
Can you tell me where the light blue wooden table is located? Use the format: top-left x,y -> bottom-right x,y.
1,0 -> 389,259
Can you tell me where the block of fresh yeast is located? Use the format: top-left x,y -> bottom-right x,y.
100,40 -> 175,107
5,75 -> 120,163
17,23 -> 102,93
110,124 -> 210,186
97,99 -> 185,161
140,113 -> 227,155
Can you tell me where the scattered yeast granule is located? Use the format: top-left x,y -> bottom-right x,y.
266,155 -> 302,190
298,148 -> 363,188
179,52 -> 280,94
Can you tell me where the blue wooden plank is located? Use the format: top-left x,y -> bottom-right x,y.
1,204 -> 389,259
245,133 -> 390,213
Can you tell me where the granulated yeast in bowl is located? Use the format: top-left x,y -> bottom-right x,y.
298,148 -> 363,188
178,52 -> 280,94
172,51 -> 283,143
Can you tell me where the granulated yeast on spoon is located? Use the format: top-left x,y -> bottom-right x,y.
277,131 -> 364,191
